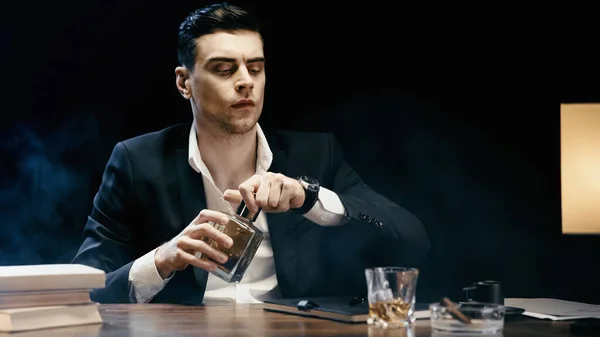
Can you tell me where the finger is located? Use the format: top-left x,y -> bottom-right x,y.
239,175 -> 261,212
255,176 -> 271,210
289,180 -> 305,209
223,189 -> 243,204
277,179 -> 296,211
174,248 -> 219,272
189,222 -> 233,248
268,175 -> 284,209
192,209 -> 230,226
177,236 -> 229,264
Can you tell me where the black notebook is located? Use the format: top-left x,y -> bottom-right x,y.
262,296 -> 430,324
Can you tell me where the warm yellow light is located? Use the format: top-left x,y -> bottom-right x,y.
561,103 -> 600,234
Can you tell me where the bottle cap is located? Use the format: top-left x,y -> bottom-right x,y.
236,199 -> 261,222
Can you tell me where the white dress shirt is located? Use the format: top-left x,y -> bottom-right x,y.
128,124 -> 347,304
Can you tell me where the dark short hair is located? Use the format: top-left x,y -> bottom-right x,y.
177,2 -> 261,72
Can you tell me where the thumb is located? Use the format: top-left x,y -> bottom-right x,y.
223,189 -> 243,204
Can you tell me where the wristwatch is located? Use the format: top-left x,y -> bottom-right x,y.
294,175 -> 320,214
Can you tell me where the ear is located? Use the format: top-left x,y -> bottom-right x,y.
175,66 -> 192,100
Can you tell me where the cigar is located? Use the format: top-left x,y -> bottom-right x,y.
441,297 -> 471,324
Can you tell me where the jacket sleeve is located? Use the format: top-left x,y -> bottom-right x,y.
71,142 -> 139,303
328,133 -> 431,266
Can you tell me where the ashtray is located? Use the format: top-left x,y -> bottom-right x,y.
429,301 -> 504,335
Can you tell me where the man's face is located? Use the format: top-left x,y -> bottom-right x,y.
184,30 -> 265,135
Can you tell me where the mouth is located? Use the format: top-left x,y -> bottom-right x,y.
232,100 -> 255,108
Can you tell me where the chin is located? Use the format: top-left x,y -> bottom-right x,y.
220,116 -> 258,135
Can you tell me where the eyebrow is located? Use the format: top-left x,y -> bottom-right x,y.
206,57 -> 265,64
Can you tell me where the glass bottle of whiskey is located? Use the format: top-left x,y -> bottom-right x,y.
198,200 -> 264,283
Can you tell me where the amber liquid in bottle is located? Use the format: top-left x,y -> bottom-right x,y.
198,201 -> 264,283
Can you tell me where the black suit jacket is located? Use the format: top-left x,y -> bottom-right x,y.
71,124 -> 430,305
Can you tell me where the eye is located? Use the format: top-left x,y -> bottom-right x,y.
248,66 -> 263,75
216,68 -> 233,75
213,63 -> 236,75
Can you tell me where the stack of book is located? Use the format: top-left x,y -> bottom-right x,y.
0,264 -> 106,332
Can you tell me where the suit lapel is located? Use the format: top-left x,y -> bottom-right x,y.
175,148 -> 207,225
265,146 -> 307,297
174,147 -> 210,295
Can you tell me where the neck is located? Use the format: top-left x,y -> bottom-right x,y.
194,120 -> 257,191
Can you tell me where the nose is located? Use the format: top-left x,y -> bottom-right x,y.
235,67 -> 254,93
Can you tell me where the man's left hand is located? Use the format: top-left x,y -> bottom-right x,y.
223,173 -> 305,213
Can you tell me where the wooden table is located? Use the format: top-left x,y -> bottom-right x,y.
7,304 -> 576,336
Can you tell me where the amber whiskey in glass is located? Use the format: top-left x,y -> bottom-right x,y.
198,200 -> 264,283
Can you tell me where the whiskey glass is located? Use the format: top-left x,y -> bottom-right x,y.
365,267 -> 419,328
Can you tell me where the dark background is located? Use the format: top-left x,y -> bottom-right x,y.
1,1 -> 599,304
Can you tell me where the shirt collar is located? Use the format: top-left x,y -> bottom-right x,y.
188,123 -> 273,182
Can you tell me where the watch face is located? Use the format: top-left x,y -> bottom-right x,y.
300,176 -> 319,192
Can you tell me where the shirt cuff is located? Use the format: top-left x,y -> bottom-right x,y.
303,187 -> 349,226
128,247 -> 174,303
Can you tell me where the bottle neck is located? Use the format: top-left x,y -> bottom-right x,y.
236,200 -> 260,222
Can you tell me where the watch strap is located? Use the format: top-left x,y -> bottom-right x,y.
294,176 -> 319,214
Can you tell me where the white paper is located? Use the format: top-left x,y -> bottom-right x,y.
505,298 -> 600,320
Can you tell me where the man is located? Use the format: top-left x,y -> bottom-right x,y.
72,2 -> 430,305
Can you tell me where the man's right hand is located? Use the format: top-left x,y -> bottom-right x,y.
154,209 -> 233,279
